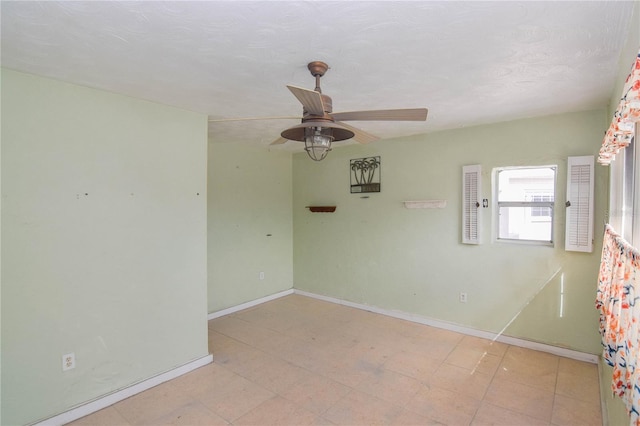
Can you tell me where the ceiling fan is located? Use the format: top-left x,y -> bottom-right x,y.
209,61 -> 428,161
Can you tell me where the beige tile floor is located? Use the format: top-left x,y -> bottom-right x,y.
70,294 -> 602,425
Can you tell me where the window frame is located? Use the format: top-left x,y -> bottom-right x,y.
493,165 -> 557,246
634,125 -> 640,246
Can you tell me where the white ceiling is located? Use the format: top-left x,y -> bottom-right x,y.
1,1 -> 635,152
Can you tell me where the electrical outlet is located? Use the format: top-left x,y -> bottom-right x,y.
259,271 -> 265,280
459,292 -> 468,303
62,353 -> 75,371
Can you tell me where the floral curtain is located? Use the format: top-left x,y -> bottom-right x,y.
596,225 -> 640,424
598,49 -> 640,165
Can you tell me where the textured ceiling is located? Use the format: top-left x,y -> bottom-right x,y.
1,1 -> 635,152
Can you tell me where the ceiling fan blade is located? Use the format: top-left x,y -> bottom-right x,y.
208,116 -> 298,122
287,85 -> 325,115
270,137 -> 288,145
336,122 -> 380,144
330,108 -> 428,122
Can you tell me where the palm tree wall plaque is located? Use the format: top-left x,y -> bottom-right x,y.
350,156 -> 381,193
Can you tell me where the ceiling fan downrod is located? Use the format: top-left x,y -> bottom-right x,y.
307,61 -> 328,93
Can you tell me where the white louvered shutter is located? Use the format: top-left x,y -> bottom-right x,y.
462,165 -> 482,244
565,156 -> 595,252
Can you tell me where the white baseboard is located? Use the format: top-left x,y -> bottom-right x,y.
494,334 -> 598,363
294,289 -> 599,364
207,288 -> 294,320
33,354 -> 213,426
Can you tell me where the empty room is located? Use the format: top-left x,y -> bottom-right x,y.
2,1 -> 640,425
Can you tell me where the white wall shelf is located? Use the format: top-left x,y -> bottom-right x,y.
403,200 -> 447,209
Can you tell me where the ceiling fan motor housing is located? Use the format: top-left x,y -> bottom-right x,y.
303,93 -> 332,119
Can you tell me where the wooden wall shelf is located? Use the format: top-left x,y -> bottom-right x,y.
306,206 -> 336,213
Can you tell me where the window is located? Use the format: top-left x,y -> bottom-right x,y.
495,166 -> 556,244
610,124 -> 639,246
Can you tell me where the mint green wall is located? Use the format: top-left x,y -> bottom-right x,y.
1,70 -> 209,425
293,110 -> 607,355
601,3 -> 639,425
207,143 -> 293,313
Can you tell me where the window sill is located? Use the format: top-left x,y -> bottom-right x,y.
495,238 -> 554,247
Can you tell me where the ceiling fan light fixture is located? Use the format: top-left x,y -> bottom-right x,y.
304,126 -> 334,161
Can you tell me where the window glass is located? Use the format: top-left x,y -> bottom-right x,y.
623,133 -> 637,244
